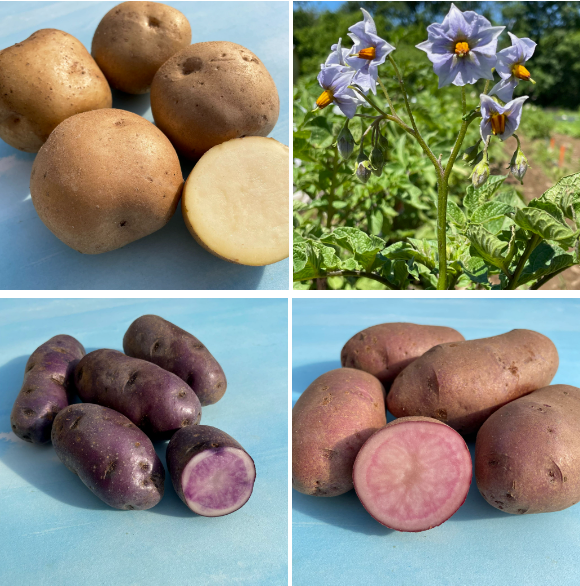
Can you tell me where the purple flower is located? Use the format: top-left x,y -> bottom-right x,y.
480,94 -> 528,142
315,65 -> 361,119
325,38 -> 352,69
489,33 -> 537,102
416,3 -> 504,88
345,8 -> 395,94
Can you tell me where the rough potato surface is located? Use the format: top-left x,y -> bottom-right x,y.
0,29 -> 111,152
341,323 -> 465,385
292,368 -> 386,497
475,385 -> 580,514
10,335 -> 85,444
387,329 -> 559,436
52,404 -> 165,510
123,315 -> 226,406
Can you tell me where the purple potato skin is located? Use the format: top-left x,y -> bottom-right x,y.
167,425 -> 255,513
123,314 -> 226,406
341,323 -> 465,385
388,329 -> 559,436
52,403 -> 165,510
74,349 -> 201,439
10,335 -> 85,444
475,385 -> 580,515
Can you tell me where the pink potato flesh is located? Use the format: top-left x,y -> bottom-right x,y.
182,447 -> 255,517
353,417 -> 472,532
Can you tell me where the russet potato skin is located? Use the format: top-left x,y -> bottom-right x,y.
30,108 -> 183,254
150,41 -> 279,159
292,368 -> 386,497
475,385 -> 580,514
92,1 -> 192,94
387,329 -> 559,436
0,29 -> 112,152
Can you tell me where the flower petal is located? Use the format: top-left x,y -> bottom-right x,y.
489,77 -> 518,102
480,118 -> 493,142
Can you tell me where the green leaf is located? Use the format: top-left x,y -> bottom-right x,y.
527,199 -> 567,225
293,240 -> 342,281
447,201 -> 466,227
332,201 -> 348,209
466,225 -> 509,270
461,256 -> 489,285
494,190 -> 526,210
470,202 -> 514,224
539,172 -> 580,216
464,175 -> 508,213
320,227 -> 385,271
369,209 -> 384,235
516,241 -> 575,287
513,207 -> 577,245
383,239 -> 437,270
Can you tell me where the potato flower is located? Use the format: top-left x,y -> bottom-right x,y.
480,94 -> 528,142
314,65 -> 361,119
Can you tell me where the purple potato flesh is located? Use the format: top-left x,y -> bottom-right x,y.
167,425 -> 255,516
123,314 -> 226,406
51,403 -> 165,510
74,349 -> 201,439
11,334 -> 85,444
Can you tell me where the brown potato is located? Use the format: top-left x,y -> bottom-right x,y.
387,329 -> 559,436
475,385 -> 580,514
0,29 -> 112,153
150,41 -> 279,159
341,323 -> 465,385
30,108 -> 183,254
92,1 -> 192,94
292,368 -> 386,497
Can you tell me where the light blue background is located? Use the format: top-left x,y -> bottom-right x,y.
293,298 -> 580,586
0,2 -> 289,290
0,298 -> 288,585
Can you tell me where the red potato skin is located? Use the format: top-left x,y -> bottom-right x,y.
10,335 -> 85,444
292,368 -> 386,497
341,323 -> 465,385
74,349 -> 201,439
123,315 -> 226,407
353,416 -> 472,531
51,404 -> 165,510
475,385 -> 580,514
387,329 -> 559,436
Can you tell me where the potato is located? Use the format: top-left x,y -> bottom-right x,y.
341,323 -> 465,385
387,329 -> 559,436
150,41 -> 279,159
475,385 -> 580,514
74,349 -> 201,438
0,29 -> 111,152
123,314 -> 227,407
353,417 -> 472,531
167,425 -> 256,516
10,335 -> 85,444
292,368 -> 386,497
52,403 -> 165,510
30,108 -> 183,254
181,137 -> 289,266
92,1 -> 192,94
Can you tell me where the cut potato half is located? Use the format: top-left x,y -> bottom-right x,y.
182,136 -> 289,266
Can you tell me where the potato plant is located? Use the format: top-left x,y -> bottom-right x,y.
293,5 -> 580,290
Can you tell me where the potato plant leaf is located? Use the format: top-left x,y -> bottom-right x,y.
466,225 -> 508,270
516,241 -> 575,287
320,227 -> 385,271
513,207 -> 577,245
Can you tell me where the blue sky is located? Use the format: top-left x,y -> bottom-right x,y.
293,1 -> 345,11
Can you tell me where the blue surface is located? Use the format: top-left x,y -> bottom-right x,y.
0,298 -> 288,585
293,298 -> 580,586
0,2 -> 289,290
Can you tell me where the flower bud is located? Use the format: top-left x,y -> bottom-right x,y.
378,131 -> 389,153
508,145 -> 529,184
471,158 -> 490,188
462,142 -> 481,163
355,150 -> 372,183
336,124 -> 355,160
370,146 -> 384,176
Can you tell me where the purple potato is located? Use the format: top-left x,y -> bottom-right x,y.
10,334 -> 85,444
123,314 -> 226,406
74,349 -> 201,439
167,425 -> 256,516
52,403 -> 165,510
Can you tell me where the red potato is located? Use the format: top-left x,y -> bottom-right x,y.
341,323 -> 465,385
353,417 -> 472,532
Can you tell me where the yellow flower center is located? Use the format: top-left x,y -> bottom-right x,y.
316,89 -> 334,109
491,113 -> 506,135
356,47 -> 376,60
512,63 -> 532,81
454,41 -> 469,57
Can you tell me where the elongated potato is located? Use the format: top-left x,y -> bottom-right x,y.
341,323 -> 465,385
387,329 -> 559,436
10,335 -> 85,444
123,315 -> 226,406
52,404 -> 165,510
74,349 -> 201,438
292,368 -> 386,497
475,385 -> 580,514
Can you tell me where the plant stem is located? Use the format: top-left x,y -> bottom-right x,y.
436,179 -> 449,289
531,266 -> 571,290
293,270 -> 394,289
507,234 -> 541,290
377,76 -> 398,118
326,147 -> 339,229
461,86 -> 467,116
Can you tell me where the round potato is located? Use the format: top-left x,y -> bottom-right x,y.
150,41 -> 279,159
0,29 -> 112,153
182,136 -> 289,266
92,1 -> 192,94
30,108 -> 183,254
